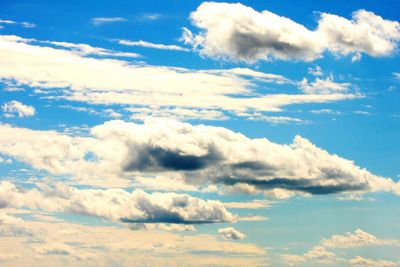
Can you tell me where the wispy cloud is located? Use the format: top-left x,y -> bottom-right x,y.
91,17 -> 127,26
116,39 -> 190,52
0,19 -> 35,28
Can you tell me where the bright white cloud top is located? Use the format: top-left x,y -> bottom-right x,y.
183,2 -> 400,62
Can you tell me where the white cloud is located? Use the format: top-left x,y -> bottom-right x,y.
0,34 -> 358,118
128,107 -> 228,121
322,229 -> 398,248
0,156 -> 12,164
282,229 -> 400,266
299,76 -> 351,95
350,256 -> 398,267
393,72 -> 400,80
218,227 -> 246,240
184,2 -> 400,62
311,109 -> 342,115
91,17 -> 127,26
0,119 -> 399,198
223,200 -> 269,209
308,66 -> 323,76
353,110 -> 370,116
282,246 -> 336,265
2,100 -> 35,117
45,41 -> 140,58
0,180 -> 235,224
116,39 -> 190,52
0,217 -> 266,266
0,19 -> 35,28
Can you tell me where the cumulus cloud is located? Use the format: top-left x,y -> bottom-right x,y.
2,100 -> 35,117
282,229 -> 400,266
0,119 -> 399,197
0,34 -> 358,118
322,229 -> 398,248
184,2 -> 400,62
218,227 -> 246,240
0,181 -> 235,224
299,76 -> 351,94
282,246 -> 336,265
116,39 -> 190,52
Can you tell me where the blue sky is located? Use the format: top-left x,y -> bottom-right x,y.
0,1 -> 399,266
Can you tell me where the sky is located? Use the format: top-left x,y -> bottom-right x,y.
0,0 -> 399,266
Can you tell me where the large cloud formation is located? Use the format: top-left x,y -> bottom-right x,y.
182,2 -> 400,62
0,35 -> 357,118
0,119 -> 399,198
0,181 -> 235,224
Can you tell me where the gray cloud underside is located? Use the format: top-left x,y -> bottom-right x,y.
0,181 -> 235,224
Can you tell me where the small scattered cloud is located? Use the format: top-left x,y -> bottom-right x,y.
311,109 -> 342,115
218,227 -> 246,240
353,110 -> 370,116
308,66 -> 323,76
91,17 -> 127,26
2,100 -> 35,118
0,19 -> 35,28
322,229 -> 398,248
299,76 -> 351,95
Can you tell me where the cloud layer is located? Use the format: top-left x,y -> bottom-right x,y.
0,34 -> 357,118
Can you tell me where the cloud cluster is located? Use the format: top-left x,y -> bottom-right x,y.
282,229 -> 400,266
0,119 -> 399,198
184,2 -> 400,62
0,181 -> 235,224
1,100 -> 35,117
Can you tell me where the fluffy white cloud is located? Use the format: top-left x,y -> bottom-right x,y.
0,34 -> 357,118
322,229 -> 398,248
218,227 -> 246,240
0,181 -> 235,224
0,119 -> 399,197
299,76 -> 351,95
184,2 -> 400,62
2,100 -> 35,117
282,246 -> 336,265
282,229 -> 400,266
